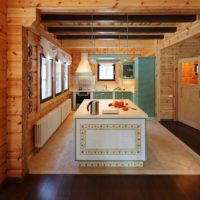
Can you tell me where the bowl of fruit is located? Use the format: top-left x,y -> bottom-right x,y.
108,100 -> 136,111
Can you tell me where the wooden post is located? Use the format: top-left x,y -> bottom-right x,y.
7,7 -> 37,178
155,43 -> 161,121
0,0 -> 7,183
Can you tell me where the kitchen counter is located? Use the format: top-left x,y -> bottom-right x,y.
70,88 -> 134,92
74,99 -> 147,167
75,99 -> 147,119
71,89 -> 135,110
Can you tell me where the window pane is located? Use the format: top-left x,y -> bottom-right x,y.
41,56 -> 53,101
98,63 -> 115,81
63,64 -> 69,91
181,61 -> 198,85
56,61 -> 62,94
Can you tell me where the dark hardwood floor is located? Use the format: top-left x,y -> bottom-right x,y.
160,120 -> 200,155
1,175 -> 200,200
1,121 -> 200,200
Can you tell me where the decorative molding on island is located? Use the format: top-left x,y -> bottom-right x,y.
74,100 -> 147,167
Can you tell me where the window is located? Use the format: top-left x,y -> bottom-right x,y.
181,61 -> 198,85
40,54 -> 53,103
63,64 -> 69,91
97,63 -> 115,81
55,61 -> 62,95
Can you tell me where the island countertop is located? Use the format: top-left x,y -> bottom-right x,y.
74,99 -> 148,119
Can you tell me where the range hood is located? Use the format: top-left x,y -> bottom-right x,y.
76,53 -> 93,76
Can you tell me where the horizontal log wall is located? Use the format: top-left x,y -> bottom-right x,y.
0,0 -> 7,183
26,29 -> 71,157
158,37 -> 200,120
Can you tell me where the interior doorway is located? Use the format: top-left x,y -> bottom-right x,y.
178,57 -> 200,130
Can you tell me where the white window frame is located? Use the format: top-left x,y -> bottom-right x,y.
40,54 -> 53,103
63,64 -> 69,91
97,63 -> 115,81
55,60 -> 62,96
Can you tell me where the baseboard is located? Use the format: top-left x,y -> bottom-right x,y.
5,170 -> 29,184
0,178 -> 7,190
159,119 -> 175,121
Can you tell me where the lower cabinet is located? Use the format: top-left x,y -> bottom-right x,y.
115,92 -> 134,102
93,92 -> 113,99
93,91 -> 135,102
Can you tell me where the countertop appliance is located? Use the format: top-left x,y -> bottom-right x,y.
87,100 -> 99,115
74,91 -> 91,109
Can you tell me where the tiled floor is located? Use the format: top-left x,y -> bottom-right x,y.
28,112 -> 200,174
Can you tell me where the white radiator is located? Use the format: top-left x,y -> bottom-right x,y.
35,99 -> 71,148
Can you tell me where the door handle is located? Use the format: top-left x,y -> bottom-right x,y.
181,88 -> 183,98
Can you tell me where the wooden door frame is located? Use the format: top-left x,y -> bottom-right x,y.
177,56 -> 200,123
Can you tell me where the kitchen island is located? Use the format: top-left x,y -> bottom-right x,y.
74,99 -> 148,167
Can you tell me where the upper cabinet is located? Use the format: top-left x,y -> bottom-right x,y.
122,62 -> 134,79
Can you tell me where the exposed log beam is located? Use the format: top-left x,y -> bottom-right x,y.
48,27 -> 177,34
158,19 -> 200,49
43,22 -> 187,28
57,34 -> 164,40
41,14 -> 196,23
61,39 -> 155,48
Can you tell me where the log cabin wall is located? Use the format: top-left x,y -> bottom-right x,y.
0,0 -> 7,183
5,0 -> 200,179
25,29 -> 71,157
6,4 -> 71,178
158,37 -> 200,120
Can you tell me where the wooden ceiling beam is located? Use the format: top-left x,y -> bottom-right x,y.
158,19 -> 200,49
41,14 -> 196,23
48,27 -> 177,34
43,22 -> 187,28
57,34 -> 164,40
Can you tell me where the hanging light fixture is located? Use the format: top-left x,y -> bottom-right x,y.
92,15 -> 96,55
127,15 -> 129,56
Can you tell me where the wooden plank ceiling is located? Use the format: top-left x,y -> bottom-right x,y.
41,14 -> 197,40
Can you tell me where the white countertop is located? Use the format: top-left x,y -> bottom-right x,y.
74,99 -> 148,119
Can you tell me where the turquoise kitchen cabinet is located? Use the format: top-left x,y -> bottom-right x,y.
134,57 -> 155,117
122,62 -> 134,78
115,91 -> 134,102
93,92 -> 113,99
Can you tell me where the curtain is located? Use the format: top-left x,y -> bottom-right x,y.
57,50 -> 72,65
40,37 -> 72,65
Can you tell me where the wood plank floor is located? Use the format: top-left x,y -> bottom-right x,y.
0,175 -> 200,200
160,121 -> 200,156
29,113 -> 200,174
0,121 -> 200,200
